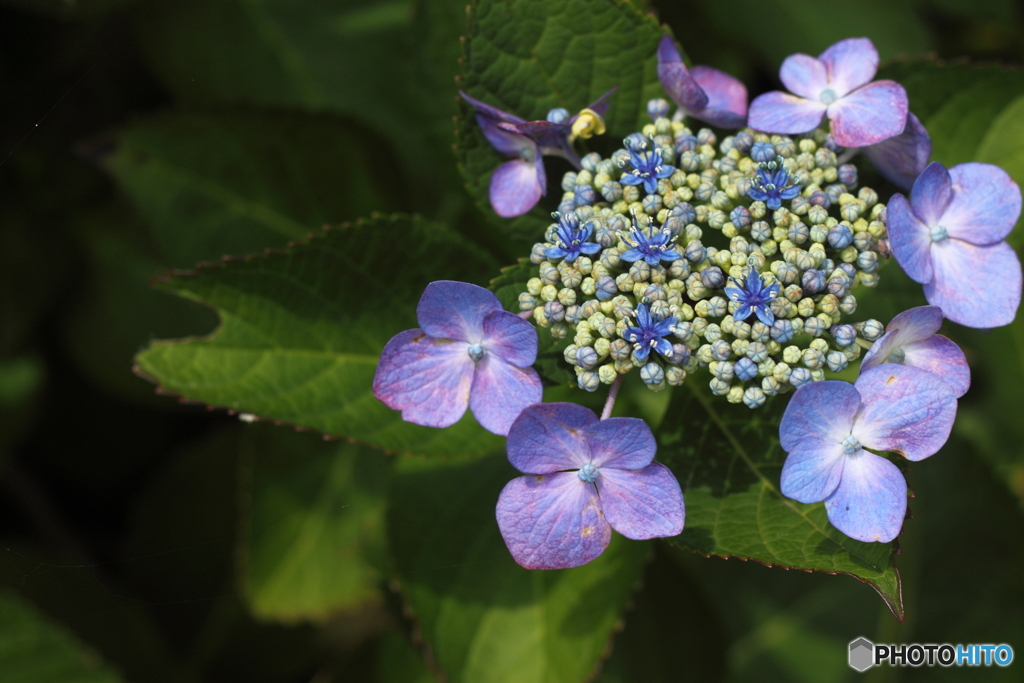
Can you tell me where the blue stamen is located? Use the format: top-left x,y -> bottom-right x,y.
467,343 -> 485,362
842,435 -> 862,455
578,463 -> 599,483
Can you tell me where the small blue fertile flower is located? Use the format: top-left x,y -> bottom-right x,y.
619,136 -> 675,194
747,156 -> 801,210
657,36 -> 747,129
779,364 -> 957,542
860,306 -> 970,397
545,212 -> 602,263
618,214 -> 683,266
887,161 -> 1023,328
748,38 -> 908,148
460,89 -> 616,217
496,403 -> 684,569
623,303 -> 677,362
725,269 -> 780,326
373,281 -> 542,435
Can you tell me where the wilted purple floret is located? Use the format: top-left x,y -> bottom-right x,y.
779,364 -> 957,543
748,38 -> 908,148
656,36 -> 748,129
860,306 -> 970,397
373,281 -> 542,436
460,89 -> 616,218
887,161 -> 1023,328
725,269 -> 780,326
496,403 -> 685,569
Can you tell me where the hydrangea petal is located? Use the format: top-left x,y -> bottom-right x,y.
827,80 -> 908,147
372,330 -> 473,428
779,53 -> 828,100
862,112 -> 931,190
854,364 -> 957,462
469,356 -> 542,436
924,238 -> 1022,328
482,310 -> 538,367
460,91 -> 526,125
902,336 -> 971,398
496,472 -> 610,570
779,441 -> 847,504
779,380 -> 860,450
908,161 -> 952,228
656,37 -> 709,113
596,463 -> 684,540
506,403 -> 597,473
886,193 -> 933,284
819,38 -> 879,97
942,163 -> 1023,245
748,91 -> 826,135
489,156 -> 545,218
416,281 -> 501,342
860,306 -> 944,375
689,66 -> 748,128
475,116 -> 534,157
584,417 -> 656,469
824,451 -> 906,543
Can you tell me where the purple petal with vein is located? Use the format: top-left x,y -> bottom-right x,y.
489,156 -> 545,218
887,305 -> 944,340
416,281 -> 501,342
863,112 -> 931,189
596,463 -> 684,540
827,80 -> 908,147
482,310 -> 538,367
506,403 -> 597,474
459,91 -> 525,125
854,364 -> 957,461
780,442 -> 847,503
373,330 -> 473,428
748,91 -> 826,135
779,53 -> 827,99
925,239 -> 1022,328
690,66 -> 748,128
496,472 -> 611,570
819,38 -> 879,97
779,381 -> 860,450
886,193 -> 934,284
910,161 -> 953,227
475,116 -> 534,157
943,163 -> 1023,245
656,36 -> 709,113
585,417 -> 656,469
902,336 -> 971,398
469,356 -> 542,436
824,452 -> 906,543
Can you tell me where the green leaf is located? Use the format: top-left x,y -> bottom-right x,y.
0,590 -> 124,683
388,453 -> 650,683
104,110 -> 400,269
134,214 -> 504,458
457,0 -> 668,246
658,385 -> 904,620
240,425 -> 389,623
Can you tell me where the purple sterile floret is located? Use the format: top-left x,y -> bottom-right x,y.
656,36 -> 747,129
623,303 -> 678,362
860,306 -> 970,397
748,38 -> 908,148
618,214 -> 682,266
887,161 -> 1023,328
725,269 -> 780,326
460,89 -> 617,218
496,403 -> 684,570
747,155 -> 801,209
544,211 -> 602,262
779,364 -> 957,543
619,136 -> 676,194
862,112 -> 931,190
373,281 -> 542,436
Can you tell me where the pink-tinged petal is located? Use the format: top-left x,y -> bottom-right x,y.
459,91 -> 525,125
748,91 -> 826,135
863,112 -> 931,189
854,364 -> 957,462
779,381 -> 860,451
584,417 -> 656,469
779,53 -> 828,100
819,38 -> 879,97
902,336 -> 970,398
490,156 -> 544,218
827,81 -> 908,147
496,472 -> 610,570
780,442 -> 846,504
690,66 -> 748,128
824,451 -> 906,543
469,356 -> 542,436
506,403 -> 597,473
925,238 -> 1022,328
886,193 -> 933,284
596,463 -> 684,540
910,161 -> 953,227
482,310 -> 538,367
887,305 -> 944,340
372,329 -> 473,428
656,36 -> 709,113
942,163 -> 1022,245
416,281 -> 501,342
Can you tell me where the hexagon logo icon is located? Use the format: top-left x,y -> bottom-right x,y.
849,637 -> 874,672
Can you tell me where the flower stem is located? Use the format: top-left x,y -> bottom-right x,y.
856,338 -> 874,350
600,374 -> 623,420
518,309 -> 534,320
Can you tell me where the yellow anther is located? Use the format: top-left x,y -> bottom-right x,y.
570,109 -> 606,141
